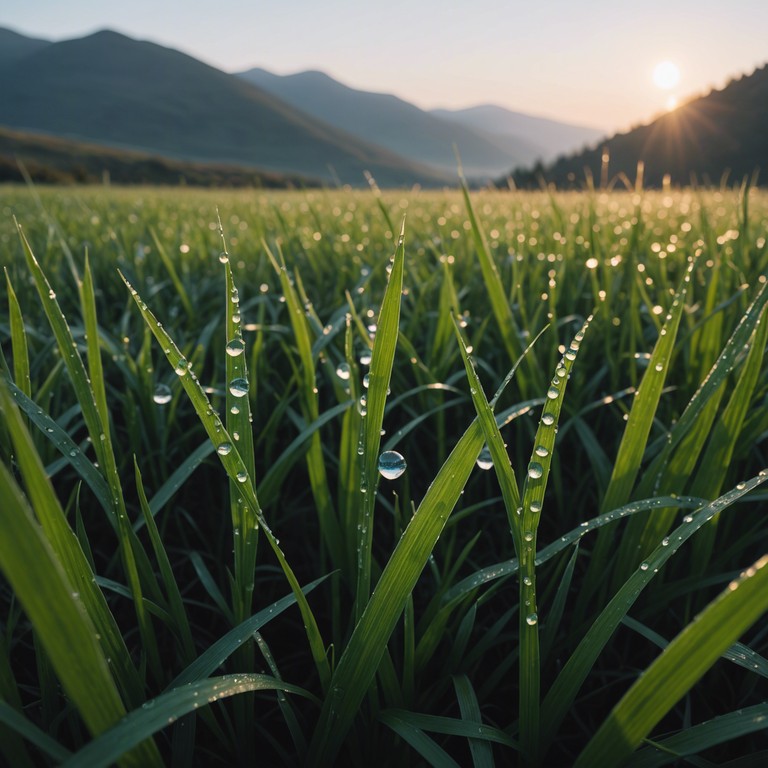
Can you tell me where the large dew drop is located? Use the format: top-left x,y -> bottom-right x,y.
336,363 -> 351,381
229,378 -> 249,398
217,442 -> 233,456
378,450 -> 406,480
153,384 -> 172,405
476,446 -> 494,471
528,462 -> 544,479
226,339 -> 245,357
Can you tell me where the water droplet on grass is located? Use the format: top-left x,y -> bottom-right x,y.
547,387 -> 559,399
226,339 -> 245,357
363,373 -> 371,388
542,413 -> 555,426
378,450 -> 406,480
219,252 -> 229,263
174,359 -> 188,376
229,378 -> 249,398
528,462 -> 543,479
336,363 -> 350,381
526,613 -> 538,626
236,470 -> 248,483
153,384 -> 172,405
535,445 -> 549,458
217,442 -> 233,456
476,446 -> 493,470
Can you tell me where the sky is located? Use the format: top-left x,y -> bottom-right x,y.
3,0 -> 767,132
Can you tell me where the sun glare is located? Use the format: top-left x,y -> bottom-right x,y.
653,61 -> 680,90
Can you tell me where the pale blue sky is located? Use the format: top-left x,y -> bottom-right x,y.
3,0 -> 767,131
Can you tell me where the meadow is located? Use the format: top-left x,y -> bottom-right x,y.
1,182 -> 767,767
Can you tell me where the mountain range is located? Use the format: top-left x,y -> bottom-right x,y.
509,65 -> 768,189
0,27 -> 602,186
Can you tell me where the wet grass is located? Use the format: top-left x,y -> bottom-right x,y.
1,182 -> 768,766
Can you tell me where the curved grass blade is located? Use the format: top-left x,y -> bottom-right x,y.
62,674 -> 318,768
382,708 -> 515,747
0,700 -> 71,763
442,496 -> 704,605
575,553 -> 768,767
453,674 -> 497,768
168,575 -> 329,688
3,380 -> 113,517
379,710 -> 461,768
540,471 -> 768,759
0,384 -> 144,709
0,455 -> 159,767
121,273 -> 331,690
626,702 -> 768,768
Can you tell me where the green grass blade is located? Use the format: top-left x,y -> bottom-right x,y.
540,472 -> 768,758
308,395 -> 533,765
62,674 -> 318,768
0,450 -> 159,767
80,254 -> 110,440
0,700 -> 71,763
0,384 -> 144,708
582,260 -> 694,604
626,702 -> 768,768
4,269 -> 31,398
443,496 -> 704,605
266,240 -> 344,570
134,459 -> 196,663
383,708 -> 515,747
574,553 -> 768,767
121,273 -> 331,690
459,178 -> 526,380
149,225 -> 195,321
453,675 -> 497,768
379,710 -> 462,768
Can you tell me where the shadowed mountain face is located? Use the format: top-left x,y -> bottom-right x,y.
0,27 -> 51,65
238,68 -> 605,178
509,65 -> 768,189
0,29 -> 449,186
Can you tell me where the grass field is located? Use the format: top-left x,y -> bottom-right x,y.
1,182 -> 767,766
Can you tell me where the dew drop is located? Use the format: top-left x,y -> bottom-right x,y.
654,363 -> 664,372
174,359 -> 188,376
219,251 -> 229,263
378,450 -> 406,480
534,445 -> 549,458
363,373 -> 371,388
526,613 -> 538,626
217,442 -> 233,456
640,562 -> 649,571
153,384 -> 172,405
236,469 -> 248,483
529,500 -> 542,514
476,446 -> 494,470
360,352 -> 372,366
226,338 -> 245,357
229,378 -> 249,398
528,462 -> 543,479
336,363 -> 351,381
523,530 -> 534,542
542,413 -> 555,426
547,387 -> 559,399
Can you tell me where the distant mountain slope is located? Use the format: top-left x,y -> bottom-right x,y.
237,67 -> 543,178
0,29 -> 448,186
0,126 -> 316,187
0,27 -> 51,65
508,65 -> 768,189
430,104 -> 605,161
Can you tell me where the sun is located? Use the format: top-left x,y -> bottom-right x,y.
653,61 -> 680,90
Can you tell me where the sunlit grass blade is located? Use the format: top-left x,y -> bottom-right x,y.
121,273 -> 331,690
355,218 -> 405,616
3,380 -> 113,517
459,177 -> 527,385
16,224 -> 160,680
540,471 -> 768,759
4,269 -> 31,398
0,384 -> 144,707
581,259 -> 694,606
574,553 -> 768,767
265,239 -> 344,569
0,449 -> 160,767
626,702 -> 768,768
62,674 -> 319,768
